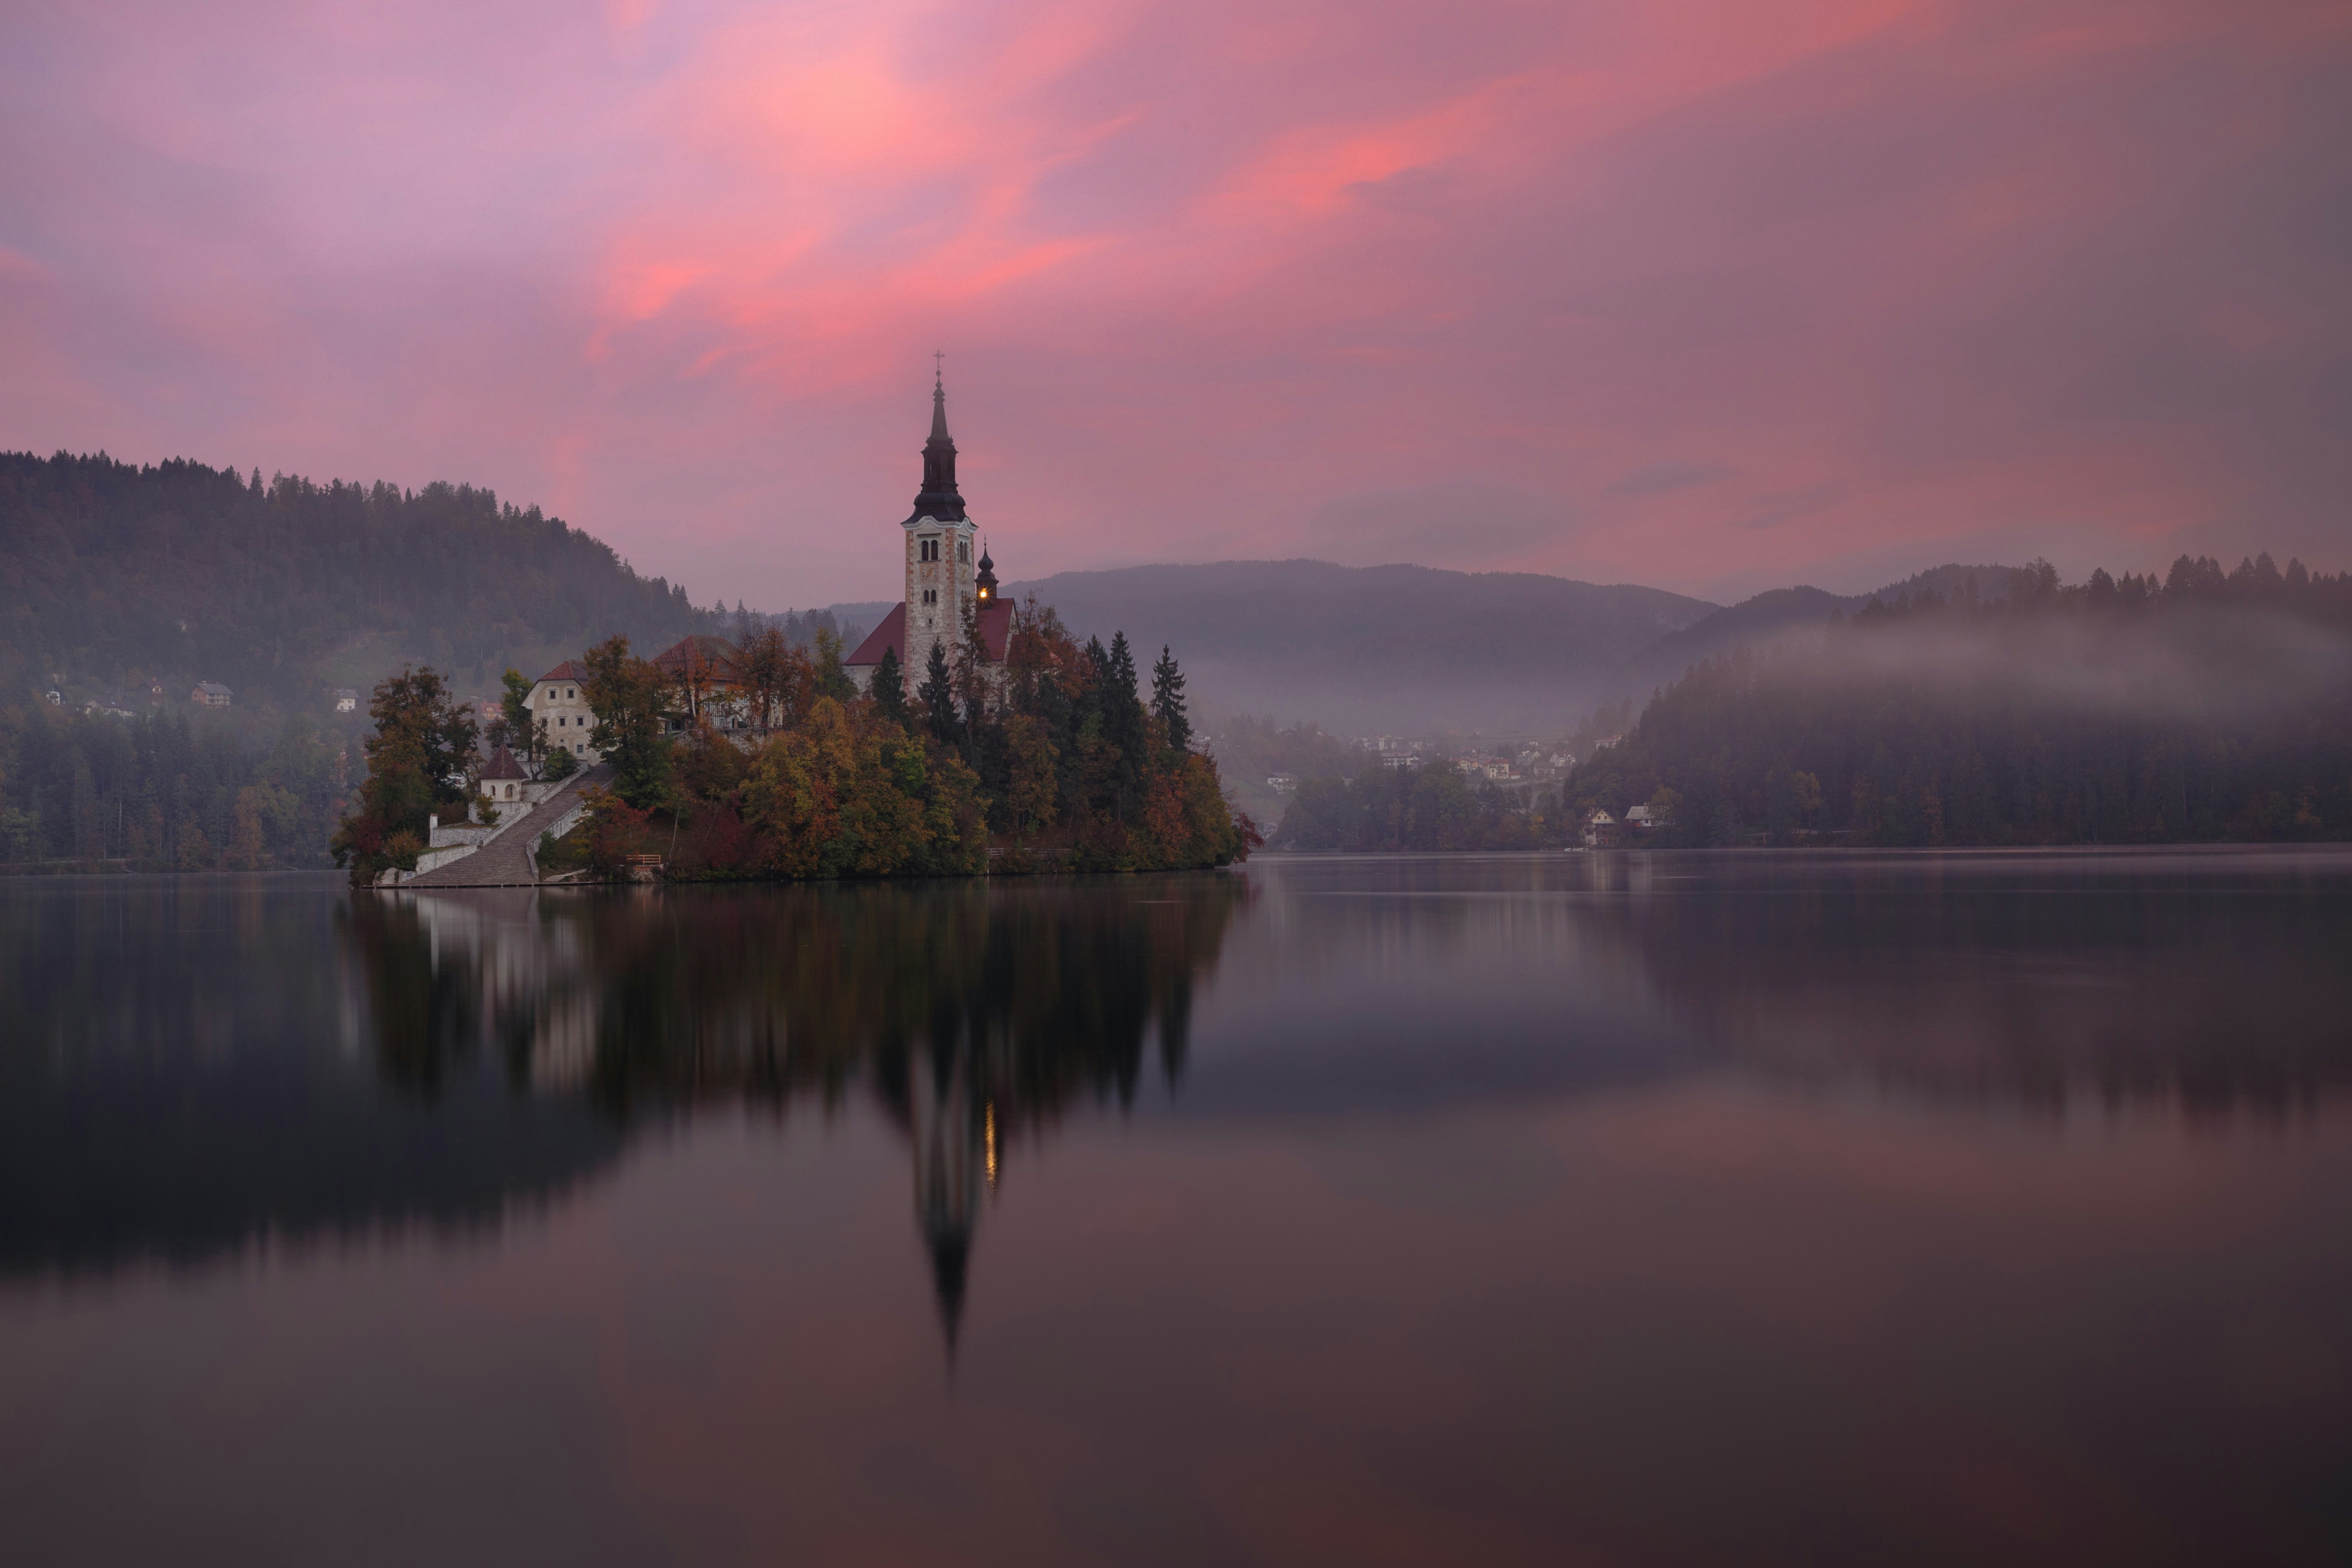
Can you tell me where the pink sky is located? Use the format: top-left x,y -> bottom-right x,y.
4,0 -> 2348,607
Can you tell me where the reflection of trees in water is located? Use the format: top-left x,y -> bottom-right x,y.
1582,854 -> 2352,1116
1234,853 -> 2352,1121
352,876 -> 1250,1343
0,879 -> 620,1279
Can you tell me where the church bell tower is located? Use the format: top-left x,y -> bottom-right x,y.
901,363 -> 979,682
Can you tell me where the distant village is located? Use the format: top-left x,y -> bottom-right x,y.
1218,723 -> 1659,849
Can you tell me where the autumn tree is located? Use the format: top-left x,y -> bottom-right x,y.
740,626 -> 812,735
493,667 -> 539,769
582,635 -> 675,809
812,626 -> 857,703
330,665 -> 477,882
738,697 -> 986,878
1001,712 -> 1057,845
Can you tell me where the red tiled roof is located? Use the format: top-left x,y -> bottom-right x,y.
652,635 -> 742,681
537,660 -> 584,682
479,744 -> 527,781
977,600 -> 1014,662
846,603 -> 906,667
844,601 -> 1015,666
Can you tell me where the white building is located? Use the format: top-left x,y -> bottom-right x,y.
526,660 -> 600,761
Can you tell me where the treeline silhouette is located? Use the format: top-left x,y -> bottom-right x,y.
0,450 -> 711,709
1567,554 -> 2352,845
1276,767 -> 1547,852
0,703 -> 348,868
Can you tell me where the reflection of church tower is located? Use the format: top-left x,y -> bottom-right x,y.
908,1048 -> 987,1358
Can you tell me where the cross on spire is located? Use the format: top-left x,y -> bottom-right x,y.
912,356 -> 965,521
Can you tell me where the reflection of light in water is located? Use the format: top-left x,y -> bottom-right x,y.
985,1101 -> 997,1187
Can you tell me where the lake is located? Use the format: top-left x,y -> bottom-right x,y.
3,850 -> 2349,1565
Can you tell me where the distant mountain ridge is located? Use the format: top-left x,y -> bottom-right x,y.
3,447 -> 2019,739
986,560 -> 1717,733
821,558 -> 2021,735
1621,563 -> 2017,700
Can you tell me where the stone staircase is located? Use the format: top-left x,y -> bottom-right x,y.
400,763 -> 614,887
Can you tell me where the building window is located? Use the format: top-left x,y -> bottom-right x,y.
919,536 -> 940,562
566,687 -> 576,699
547,688 -> 556,700
958,540 -> 970,563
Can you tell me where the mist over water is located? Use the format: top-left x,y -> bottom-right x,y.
3,855 -> 2349,1564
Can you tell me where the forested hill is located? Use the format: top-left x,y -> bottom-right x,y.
1615,564 -> 2018,700
996,560 -> 1717,733
0,451 -> 713,710
1567,556 -> 2352,845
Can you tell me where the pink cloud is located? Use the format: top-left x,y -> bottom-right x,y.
1,0 -> 2348,609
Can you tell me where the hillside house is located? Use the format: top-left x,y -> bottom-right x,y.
1582,810 -> 1619,849
193,682 -> 232,709
333,688 -> 358,712
527,661 -> 599,761
651,635 -> 747,730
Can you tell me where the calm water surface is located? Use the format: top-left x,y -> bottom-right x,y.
3,850 -> 2350,1565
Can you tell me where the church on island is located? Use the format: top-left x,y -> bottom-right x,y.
520,369 -> 1015,759
845,368 -> 1017,691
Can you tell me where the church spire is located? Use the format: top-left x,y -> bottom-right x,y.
910,355 -> 966,523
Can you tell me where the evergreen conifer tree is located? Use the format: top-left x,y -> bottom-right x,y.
1104,631 -> 1148,803
1150,645 -> 1190,753
871,645 -> 909,729
1108,631 -> 1139,702
919,642 -> 960,744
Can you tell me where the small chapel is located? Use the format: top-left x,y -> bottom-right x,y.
846,368 -> 1017,688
